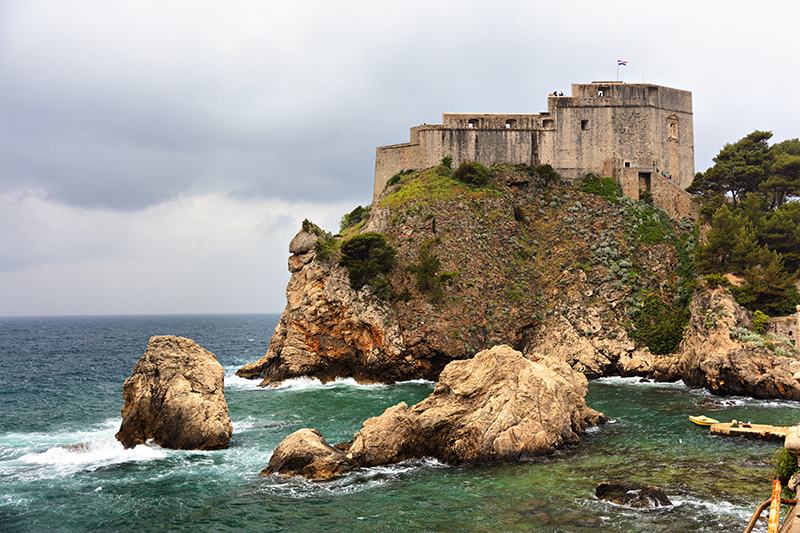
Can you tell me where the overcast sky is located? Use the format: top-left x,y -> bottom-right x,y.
1,0 -> 798,316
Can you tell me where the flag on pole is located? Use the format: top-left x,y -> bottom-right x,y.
618,60 -> 628,66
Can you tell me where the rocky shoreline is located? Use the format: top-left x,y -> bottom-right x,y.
264,345 -> 607,479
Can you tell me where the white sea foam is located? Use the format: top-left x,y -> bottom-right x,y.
256,456 -> 448,498
1,417 -> 170,481
223,369 -> 262,390
20,438 -> 165,470
593,376 -> 690,390
223,366 -> 435,392
670,495 -> 752,522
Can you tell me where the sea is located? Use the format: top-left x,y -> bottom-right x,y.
0,313 -> 796,532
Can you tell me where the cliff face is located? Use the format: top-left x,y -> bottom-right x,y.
657,288 -> 800,399
238,166 -> 800,398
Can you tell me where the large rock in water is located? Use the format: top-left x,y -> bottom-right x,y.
263,345 -> 606,478
116,335 -> 232,450
596,482 -> 672,508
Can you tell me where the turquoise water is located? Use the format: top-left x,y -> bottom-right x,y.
1,314 -> 796,532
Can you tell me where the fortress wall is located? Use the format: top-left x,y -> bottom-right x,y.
443,113 -> 542,130
440,130 -> 537,169
768,313 -> 799,346
551,104 -> 618,178
650,174 -> 700,219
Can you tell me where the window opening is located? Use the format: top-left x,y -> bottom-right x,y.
468,119 -> 478,129
505,119 -> 516,129
581,120 -> 589,131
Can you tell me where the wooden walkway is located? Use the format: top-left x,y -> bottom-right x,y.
709,422 -> 790,441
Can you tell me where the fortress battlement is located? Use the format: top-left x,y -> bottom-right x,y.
375,82 -> 697,219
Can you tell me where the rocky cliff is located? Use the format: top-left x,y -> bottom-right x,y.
655,287 -> 800,399
238,166 -> 800,398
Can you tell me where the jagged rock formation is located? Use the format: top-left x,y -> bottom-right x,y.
653,287 -> 800,399
239,167 -> 800,401
596,482 -> 672,508
239,169 -> 692,386
116,335 -> 232,450
263,345 -> 606,479
236,227 -> 417,385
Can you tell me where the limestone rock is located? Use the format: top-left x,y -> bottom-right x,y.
263,345 -> 606,479
288,229 -> 319,254
785,426 -> 800,455
657,288 -> 800,400
116,335 -> 232,450
262,428 -> 355,479
596,482 -> 672,508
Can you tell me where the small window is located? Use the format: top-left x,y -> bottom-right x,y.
581,120 -> 589,131
624,162 -> 631,168
598,86 -> 610,98
468,119 -> 478,129
506,119 -> 516,129
543,119 -> 554,128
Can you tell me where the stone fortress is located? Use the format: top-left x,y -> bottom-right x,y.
374,81 -> 698,219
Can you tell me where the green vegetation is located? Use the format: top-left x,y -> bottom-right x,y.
630,291 -> 690,355
580,173 -> 621,204
339,204 -> 371,233
771,448 -> 799,497
440,155 -> 453,170
338,232 -> 396,299
453,161 -> 491,186
752,310 -> 769,334
387,169 -> 415,187
410,240 -> 456,302
379,165 -> 500,209
689,131 -> 800,317
533,164 -> 561,188
301,218 -> 337,261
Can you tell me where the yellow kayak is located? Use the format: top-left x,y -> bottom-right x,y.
689,415 -> 719,426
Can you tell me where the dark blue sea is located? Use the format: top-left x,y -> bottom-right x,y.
0,314 -> 795,532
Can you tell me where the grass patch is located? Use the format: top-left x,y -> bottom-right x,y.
380,166 -> 501,209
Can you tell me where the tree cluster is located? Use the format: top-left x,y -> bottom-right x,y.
689,131 -> 800,316
338,232 -> 396,299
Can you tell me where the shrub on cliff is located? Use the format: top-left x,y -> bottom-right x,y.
752,310 -> 769,334
339,232 -> 396,299
339,204 -> 371,233
534,164 -> 561,188
580,174 -> 620,204
630,292 -> 690,355
453,161 -> 491,187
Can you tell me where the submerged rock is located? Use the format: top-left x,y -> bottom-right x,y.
115,335 -> 232,450
596,482 -> 672,508
264,345 -> 606,479
696,396 -> 734,409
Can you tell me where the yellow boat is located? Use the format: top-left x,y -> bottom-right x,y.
689,415 -> 719,426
